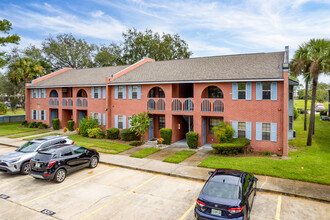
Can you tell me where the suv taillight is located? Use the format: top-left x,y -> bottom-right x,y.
228,206 -> 243,213
46,160 -> 56,169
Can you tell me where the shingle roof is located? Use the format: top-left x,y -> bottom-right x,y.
28,65 -> 129,88
110,52 -> 285,84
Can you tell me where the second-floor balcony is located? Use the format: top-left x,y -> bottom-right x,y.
49,98 -> 59,107
62,98 -> 73,107
147,98 -> 165,111
77,98 -> 88,107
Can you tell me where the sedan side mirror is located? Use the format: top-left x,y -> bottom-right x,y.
208,171 -> 214,176
253,177 -> 258,182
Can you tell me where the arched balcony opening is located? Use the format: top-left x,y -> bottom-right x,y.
172,99 -> 182,111
148,87 -> 165,98
50,90 -> 58,97
157,99 -> 165,111
147,99 -> 156,110
214,100 -> 224,112
77,89 -> 88,97
183,100 -> 194,111
201,86 -> 223,98
201,100 -> 211,112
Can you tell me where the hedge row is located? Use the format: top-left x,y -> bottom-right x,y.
212,138 -> 250,155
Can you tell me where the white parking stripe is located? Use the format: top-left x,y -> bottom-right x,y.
275,195 -> 282,220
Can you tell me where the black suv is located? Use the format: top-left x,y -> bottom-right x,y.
29,144 -> 99,183
195,169 -> 258,220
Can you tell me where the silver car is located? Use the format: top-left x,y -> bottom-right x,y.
0,136 -> 73,175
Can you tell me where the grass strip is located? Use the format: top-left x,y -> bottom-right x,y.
68,134 -> 132,154
0,122 -> 37,136
9,130 -> 51,139
130,148 -> 161,158
23,133 -> 62,141
163,150 -> 196,164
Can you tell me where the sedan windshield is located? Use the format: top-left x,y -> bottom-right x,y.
17,141 -> 40,153
202,181 -> 240,199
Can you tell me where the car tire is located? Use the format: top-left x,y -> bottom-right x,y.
54,168 -> 66,183
20,161 -> 30,175
89,156 -> 98,168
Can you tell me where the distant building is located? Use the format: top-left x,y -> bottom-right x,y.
25,47 -> 297,156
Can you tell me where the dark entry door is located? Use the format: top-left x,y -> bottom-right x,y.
149,117 -> 153,139
203,119 -> 207,145
50,110 -> 58,128
79,111 -> 86,123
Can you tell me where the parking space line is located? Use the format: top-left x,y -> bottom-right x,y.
275,195 -> 282,220
178,201 -> 196,220
80,175 -> 159,220
21,168 -> 114,206
0,176 -> 30,187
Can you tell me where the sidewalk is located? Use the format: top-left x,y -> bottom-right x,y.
0,135 -> 329,203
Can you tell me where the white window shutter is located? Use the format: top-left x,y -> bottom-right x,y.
36,110 -> 38,120
232,121 -> 238,138
98,113 -> 101,125
137,85 -> 141,99
115,86 -> 118,99
103,113 -> 106,126
44,110 -> 46,121
91,87 -> 95,99
256,122 -> 262,140
271,123 -> 277,142
103,87 -> 106,99
44,89 -> 46,98
31,110 -> 34,120
98,87 -> 101,99
271,82 -> 277,100
128,86 -> 132,99
123,86 -> 126,99
232,83 -> 238,100
128,116 -> 132,128
115,115 -> 118,128
256,82 -> 262,100
123,116 -> 127,129
246,82 -> 252,100
246,122 -> 252,140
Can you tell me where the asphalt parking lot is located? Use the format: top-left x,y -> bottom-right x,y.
0,145 -> 329,220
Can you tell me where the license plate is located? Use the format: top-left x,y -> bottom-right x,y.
211,209 -> 222,216
30,174 -> 44,179
35,163 -> 41,168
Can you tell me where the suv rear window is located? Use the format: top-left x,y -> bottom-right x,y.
34,152 -> 53,161
202,181 -> 240,199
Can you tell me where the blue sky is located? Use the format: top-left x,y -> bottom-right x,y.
1,0 -> 330,84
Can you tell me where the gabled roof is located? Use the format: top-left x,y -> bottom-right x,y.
27,65 -> 129,88
109,51 -> 285,84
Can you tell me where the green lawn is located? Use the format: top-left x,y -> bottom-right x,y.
199,114 -> 330,185
8,130 -> 51,139
130,148 -> 161,158
163,150 -> 196,164
0,109 -> 26,116
23,133 -> 62,141
68,135 -> 133,154
294,99 -> 328,110
0,122 -> 37,136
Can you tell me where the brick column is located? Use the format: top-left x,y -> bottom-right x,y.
282,71 -> 289,156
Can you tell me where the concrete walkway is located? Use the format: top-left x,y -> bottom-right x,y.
0,135 -> 329,203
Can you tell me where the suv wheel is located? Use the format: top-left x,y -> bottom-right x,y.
89,156 -> 98,168
54,169 -> 66,183
20,162 -> 30,175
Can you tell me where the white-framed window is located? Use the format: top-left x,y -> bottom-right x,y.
118,115 -> 123,129
118,86 -> 124,99
92,113 -> 99,121
238,83 -> 246,100
132,85 -> 138,99
159,116 -> 165,129
40,89 -> 45,98
262,83 -> 271,100
209,118 -> 222,134
262,123 -> 271,141
41,110 -> 45,120
289,116 -> 293,130
33,89 -> 38,98
33,110 -> 37,120
94,87 -> 99,99
238,122 -> 246,138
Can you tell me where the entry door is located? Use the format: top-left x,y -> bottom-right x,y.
149,117 -> 154,139
79,111 -> 86,123
203,119 -> 207,145
50,110 -> 58,128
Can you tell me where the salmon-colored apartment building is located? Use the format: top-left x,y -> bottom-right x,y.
25,47 -> 297,156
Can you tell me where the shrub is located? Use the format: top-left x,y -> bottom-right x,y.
157,138 -> 164,144
36,122 -> 43,128
79,117 -> 99,137
260,151 -> 272,156
21,120 -> 28,126
38,123 -> 48,129
23,123 -> 30,127
212,122 -> 235,143
106,128 -> 120,139
186,132 -> 199,149
294,108 -> 299,120
52,119 -> 60,130
320,110 -> 327,116
0,101 -> 7,115
129,140 -> 144,146
28,122 -> 37,128
63,127 -> 68,133
297,108 -> 305,114
212,138 -> 250,155
160,128 -> 172,145
67,120 -> 75,131
120,129 -> 139,141
87,128 -> 105,139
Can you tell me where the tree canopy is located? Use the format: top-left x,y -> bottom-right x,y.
0,19 -> 20,67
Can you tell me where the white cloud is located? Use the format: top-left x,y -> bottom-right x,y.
91,10 -> 104,17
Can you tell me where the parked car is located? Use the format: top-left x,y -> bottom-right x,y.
315,103 -> 325,112
195,169 -> 258,220
29,144 -> 99,183
0,136 -> 73,175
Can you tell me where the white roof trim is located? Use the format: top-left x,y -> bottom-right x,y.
108,78 -> 284,85
27,84 -> 105,89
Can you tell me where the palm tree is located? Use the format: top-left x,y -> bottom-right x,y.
291,45 -> 312,131
304,39 -> 330,146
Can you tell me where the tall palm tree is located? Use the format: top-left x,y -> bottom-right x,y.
291,45 -> 312,131
304,39 -> 330,146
